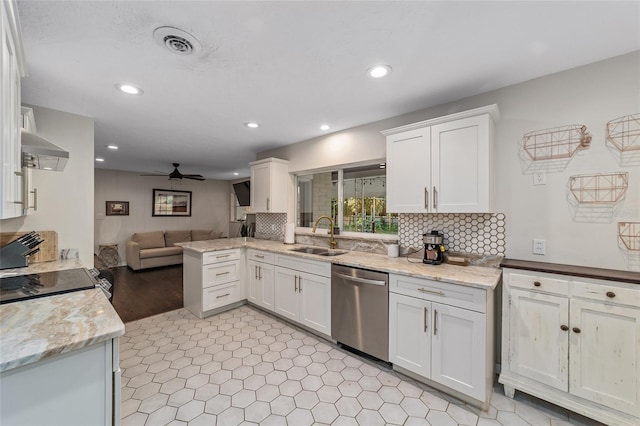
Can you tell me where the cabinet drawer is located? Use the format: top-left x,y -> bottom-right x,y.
572,279 -> 640,307
506,270 -> 569,296
203,261 -> 239,288
389,274 -> 486,313
275,254 -> 331,277
203,282 -> 239,311
203,249 -> 241,265
247,249 -> 275,263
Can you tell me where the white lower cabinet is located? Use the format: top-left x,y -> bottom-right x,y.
183,248 -> 244,318
500,268 -> 640,426
247,251 -> 276,311
388,274 -> 493,409
274,254 -> 331,337
0,338 -> 120,426
389,292 -> 431,378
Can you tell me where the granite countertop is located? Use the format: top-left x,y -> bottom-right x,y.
177,238 -> 502,290
0,258 -> 83,278
501,258 -> 640,285
0,260 -> 125,373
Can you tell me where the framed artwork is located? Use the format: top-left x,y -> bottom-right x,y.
106,201 -> 129,216
152,189 -> 192,217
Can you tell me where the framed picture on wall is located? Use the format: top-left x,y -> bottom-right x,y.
152,189 -> 192,217
106,201 -> 129,216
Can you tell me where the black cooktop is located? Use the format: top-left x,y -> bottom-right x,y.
0,268 -> 97,304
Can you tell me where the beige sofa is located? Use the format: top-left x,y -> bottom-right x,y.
126,229 -> 221,271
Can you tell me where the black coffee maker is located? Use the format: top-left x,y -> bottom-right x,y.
423,230 -> 445,265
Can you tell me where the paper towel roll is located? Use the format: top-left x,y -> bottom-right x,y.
284,223 -> 295,244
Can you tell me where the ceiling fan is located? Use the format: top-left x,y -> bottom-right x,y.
141,163 -> 205,181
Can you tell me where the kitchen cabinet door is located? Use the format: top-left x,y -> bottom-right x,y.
389,292 -> 431,378
258,262 -> 275,311
569,298 -> 640,416
430,114 -> 492,213
508,288 -> 569,392
298,271 -> 331,336
274,266 -> 299,322
431,302 -> 486,402
247,260 -> 262,306
1,1 -> 25,219
249,158 -> 289,213
386,127 -> 431,213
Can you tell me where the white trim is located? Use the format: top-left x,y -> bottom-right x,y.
3,1 -> 26,76
381,104 -> 500,136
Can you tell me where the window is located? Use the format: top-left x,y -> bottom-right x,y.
296,164 -> 397,235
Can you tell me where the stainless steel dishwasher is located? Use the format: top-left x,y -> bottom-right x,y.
331,264 -> 389,362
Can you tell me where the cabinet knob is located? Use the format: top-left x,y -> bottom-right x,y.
606,291 -> 616,298
533,281 -> 541,287
572,327 -> 581,334
560,325 -> 569,331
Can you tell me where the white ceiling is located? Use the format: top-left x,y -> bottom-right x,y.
17,1 -> 640,180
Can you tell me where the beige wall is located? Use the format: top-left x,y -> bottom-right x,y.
260,52 -> 640,271
1,105 -> 95,266
94,169 -> 231,264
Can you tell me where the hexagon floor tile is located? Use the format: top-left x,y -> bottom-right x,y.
120,306 -> 604,426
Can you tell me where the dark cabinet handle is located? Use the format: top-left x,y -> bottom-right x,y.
606,291 -> 616,298
572,327 -> 581,334
533,281 -> 541,287
560,325 -> 569,331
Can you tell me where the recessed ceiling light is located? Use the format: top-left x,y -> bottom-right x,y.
233,172 -> 239,176
115,83 -> 143,95
245,122 -> 259,128
43,167 -> 53,171
320,124 -> 330,131
95,158 -> 105,162
107,145 -> 119,150
367,65 -> 392,78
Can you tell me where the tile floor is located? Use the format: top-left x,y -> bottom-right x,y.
120,306 -> 603,426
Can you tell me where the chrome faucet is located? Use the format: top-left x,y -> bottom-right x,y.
312,215 -> 337,249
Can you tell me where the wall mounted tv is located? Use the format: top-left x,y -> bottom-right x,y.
233,181 -> 251,206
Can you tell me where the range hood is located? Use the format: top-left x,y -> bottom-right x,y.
21,129 -> 69,171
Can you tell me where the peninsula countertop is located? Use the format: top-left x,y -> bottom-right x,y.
177,238 -> 502,290
0,260 -> 125,373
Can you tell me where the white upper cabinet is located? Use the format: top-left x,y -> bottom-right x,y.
1,1 -> 27,219
383,105 -> 499,213
249,157 -> 290,213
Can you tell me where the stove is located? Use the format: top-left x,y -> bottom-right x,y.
0,268 -> 97,304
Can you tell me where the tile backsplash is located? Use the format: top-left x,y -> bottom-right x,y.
255,213 -> 287,240
399,213 -> 506,256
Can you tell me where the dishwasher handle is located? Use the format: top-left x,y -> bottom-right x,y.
333,272 -> 387,286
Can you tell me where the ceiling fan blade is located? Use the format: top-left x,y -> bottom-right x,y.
184,176 -> 205,181
182,174 -> 204,178
140,173 -> 169,177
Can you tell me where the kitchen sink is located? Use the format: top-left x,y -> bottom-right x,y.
289,246 -> 347,256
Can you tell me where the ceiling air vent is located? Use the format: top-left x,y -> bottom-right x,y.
153,26 -> 201,56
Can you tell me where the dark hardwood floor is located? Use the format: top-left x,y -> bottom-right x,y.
110,264 -> 183,323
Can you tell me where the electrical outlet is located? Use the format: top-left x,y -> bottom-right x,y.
532,239 -> 546,255
533,172 -> 546,186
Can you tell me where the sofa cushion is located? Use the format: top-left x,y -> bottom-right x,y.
165,230 -> 191,247
132,231 -> 166,249
192,229 -> 219,241
139,246 -> 183,259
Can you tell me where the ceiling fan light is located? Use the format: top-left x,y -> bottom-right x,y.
245,122 -> 259,128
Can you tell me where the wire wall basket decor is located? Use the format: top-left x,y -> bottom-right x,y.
523,124 -> 592,161
618,222 -> 640,251
607,114 -> 640,152
569,172 -> 629,205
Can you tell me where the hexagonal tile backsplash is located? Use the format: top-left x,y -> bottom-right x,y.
399,213 -> 506,256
